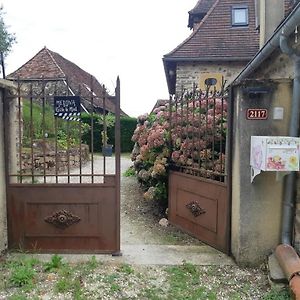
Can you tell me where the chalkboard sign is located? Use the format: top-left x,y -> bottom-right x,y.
54,96 -> 81,121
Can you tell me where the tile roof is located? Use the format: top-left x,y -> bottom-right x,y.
8,47 -> 126,115
189,0 -> 215,14
188,0 -> 216,29
165,0 -> 259,61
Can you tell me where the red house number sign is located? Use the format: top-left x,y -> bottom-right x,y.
246,108 -> 268,120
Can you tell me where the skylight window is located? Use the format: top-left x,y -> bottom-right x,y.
232,6 -> 248,26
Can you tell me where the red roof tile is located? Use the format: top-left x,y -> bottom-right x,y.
165,0 -> 259,61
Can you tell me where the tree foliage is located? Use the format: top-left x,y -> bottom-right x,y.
0,6 -> 16,56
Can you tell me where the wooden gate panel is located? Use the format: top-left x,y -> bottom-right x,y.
169,171 -> 228,253
7,184 -> 118,253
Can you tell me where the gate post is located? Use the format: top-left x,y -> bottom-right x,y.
0,79 -> 17,253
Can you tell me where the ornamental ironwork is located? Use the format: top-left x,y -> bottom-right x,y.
186,201 -> 206,217
44,209 -> 81,229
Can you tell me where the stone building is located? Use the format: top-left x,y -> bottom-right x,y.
7,46 -> 127,116
163,0 -> 259,94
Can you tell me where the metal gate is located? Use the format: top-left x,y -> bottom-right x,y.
4,77 -> 121,254
168,84 -> 231,253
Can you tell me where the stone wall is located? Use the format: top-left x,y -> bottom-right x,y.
251,48 -> 293,80
231,79 -> 292,265
0,85 -> 7,253
21,144 -> 89,174
175,61 -> 246,92
250,44 -> 300,255
0,80 -> 18,254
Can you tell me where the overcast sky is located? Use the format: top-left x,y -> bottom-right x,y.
0,0 -> 196,117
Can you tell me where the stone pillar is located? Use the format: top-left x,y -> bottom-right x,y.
7,90 -> 19,183
0,80 -> 18,253
231,79 -> 292,265
0,87 -> 7,252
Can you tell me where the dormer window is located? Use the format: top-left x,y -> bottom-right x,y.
232,6 -> 249,26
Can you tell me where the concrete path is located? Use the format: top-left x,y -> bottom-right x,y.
29,244 -> 234,266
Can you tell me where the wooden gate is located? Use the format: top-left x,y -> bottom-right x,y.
168,85 -> 231,253
4,77 -> 121,254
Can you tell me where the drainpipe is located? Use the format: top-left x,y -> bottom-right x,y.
275,32 -> 300,299
279,32 -> 300,245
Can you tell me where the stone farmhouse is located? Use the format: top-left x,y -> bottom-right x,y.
7,46 -> 127,116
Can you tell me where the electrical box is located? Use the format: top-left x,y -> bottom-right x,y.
250,136 -> 300,182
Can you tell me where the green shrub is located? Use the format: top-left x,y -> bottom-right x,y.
81,113 -> 136,153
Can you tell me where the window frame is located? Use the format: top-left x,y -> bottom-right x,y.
231,5 -> 249,27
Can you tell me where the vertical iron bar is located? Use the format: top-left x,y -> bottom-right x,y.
42,79 -> 46,183
54,82 -> 58,184
180,88 -> 184,172
78,84 -> 82,183
198,90 -> 202,171
168,94 -> 173,165
185,92 -> 189,169
175,94 -> 178,149
220,95 -> 224,182
115,76 -> 121,253
205,89 -> 209,177
212,90 -> 216,178
192,84 -> 196,175
103,85 -> 107,176
17,80 -> 22,183
90,75 -> 94,183
30,84 -> 34,183
66,78 -> 70,184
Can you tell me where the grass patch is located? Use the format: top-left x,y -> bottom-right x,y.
44,254 -> 64,272
103,273 -> 119,284
262,287 -> 291,299
166,261 -> 216,299
0,256 -> 291,299
7,257 -> 40,289
117,263 -> 134,275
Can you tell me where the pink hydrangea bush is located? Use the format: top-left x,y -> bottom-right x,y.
131,106 -> 170,204
169,92 -> 227,180
131,90 -> 227,205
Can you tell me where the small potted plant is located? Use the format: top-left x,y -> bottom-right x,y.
101,131 -> 113,157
